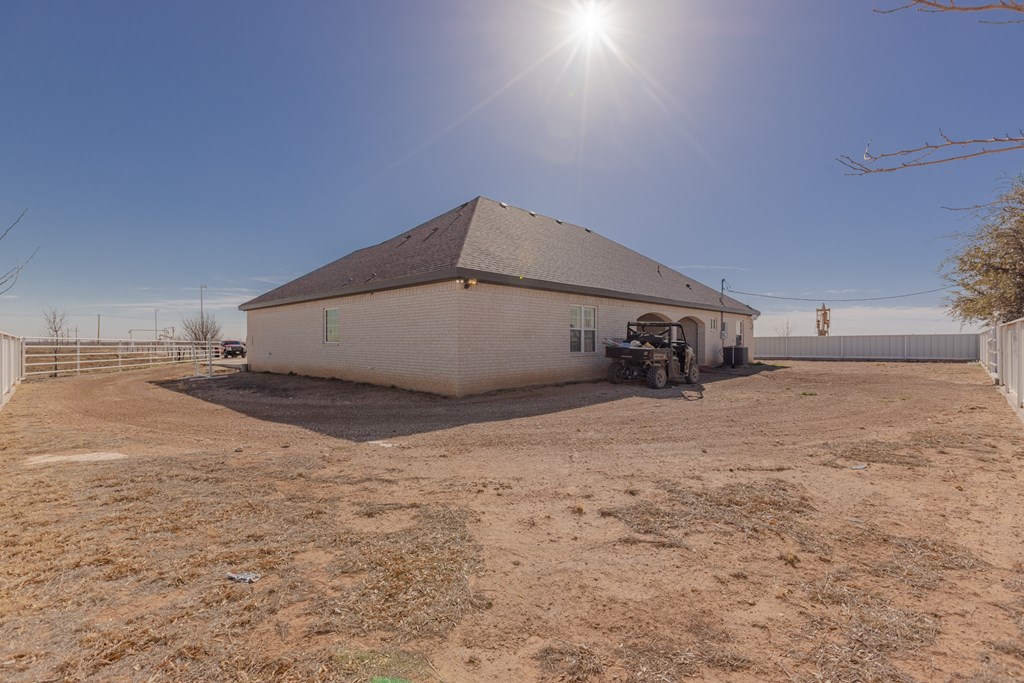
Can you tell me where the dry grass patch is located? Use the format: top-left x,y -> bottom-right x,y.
795,570 -> 939,683
613,634 -> 753,682
0,455 -> 484,682
824,439 -> 929,468
312,505 -> 485,643
601,478 -> 826,552
872,534 -> 985,589
535,643 -> 603,682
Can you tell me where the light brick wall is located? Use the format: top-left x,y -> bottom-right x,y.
246,282 -> 461,395
452,283 -> 754,395
246,280 -> 755,397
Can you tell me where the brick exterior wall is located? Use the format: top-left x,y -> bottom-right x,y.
246,282 -> 461,395
246,281 -> 755,396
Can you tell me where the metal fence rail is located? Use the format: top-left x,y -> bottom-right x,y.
1,331 -> 23,409
982,318 -> 1024,420
754,334 -> 980,361
22,338 -> 218,378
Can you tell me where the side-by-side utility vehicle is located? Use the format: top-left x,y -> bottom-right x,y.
605,321 -> 699,389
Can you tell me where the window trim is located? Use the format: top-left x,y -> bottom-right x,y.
324,307 -> 340,344
569,304 -> 597,354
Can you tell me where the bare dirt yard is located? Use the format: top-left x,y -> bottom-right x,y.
2,361 -> 1023,683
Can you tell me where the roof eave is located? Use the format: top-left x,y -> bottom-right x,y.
238,269 -> 460,311
240,267 -> 759,317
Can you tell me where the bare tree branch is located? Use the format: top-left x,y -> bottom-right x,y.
877,1 -> 1024,16
839,131 -> 1024,175
773,320 -> 796,337
0,246 -> 40,295
0,208 -> 27,243
41,307 -> 70,340
0,209 -> 38,295
846,3 -> 1023,173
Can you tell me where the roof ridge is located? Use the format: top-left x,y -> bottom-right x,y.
452,197 -> 482,269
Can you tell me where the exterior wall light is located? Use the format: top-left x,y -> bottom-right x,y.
464,278 -> 478,289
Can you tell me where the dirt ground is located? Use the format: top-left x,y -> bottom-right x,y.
1,361 -> 1023,683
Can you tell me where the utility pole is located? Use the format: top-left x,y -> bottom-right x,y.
97,314 -> 101,340
720,279 -> 727,342
154,308 -> 159,340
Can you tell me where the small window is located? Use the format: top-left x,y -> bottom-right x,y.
570,305 -> 596,353
324,308 -> 340,343
711,318 -> 717,331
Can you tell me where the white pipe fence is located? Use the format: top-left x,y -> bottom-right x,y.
754,334 -> 980,362
980,318 -> 1024,419
1,331 -> 23,409
22,338 -> 219,379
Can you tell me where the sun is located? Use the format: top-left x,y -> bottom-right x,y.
573,2 -> 611,43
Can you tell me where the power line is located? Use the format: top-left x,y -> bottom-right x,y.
725,285 -> 951,303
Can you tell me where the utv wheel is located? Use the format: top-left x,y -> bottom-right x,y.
607,362 -> 626,384
685,362 -> 699,384
645,365 -> 668,389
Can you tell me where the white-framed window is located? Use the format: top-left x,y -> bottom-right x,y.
324,308 -> 340,343
710,318 -> 717,331
570,305 -> 596,353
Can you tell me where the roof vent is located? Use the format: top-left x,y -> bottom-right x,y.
685,283 -> 692,289
499,202 -> 508,208
584,228 -> 591,233
555,219 -> 564,224
529,211 -> 537,217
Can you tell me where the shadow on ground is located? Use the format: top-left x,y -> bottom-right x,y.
155,364 -> 783,442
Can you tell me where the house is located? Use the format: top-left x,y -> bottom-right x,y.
239,196 -> 759,396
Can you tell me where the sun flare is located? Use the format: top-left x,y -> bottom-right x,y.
574,2 -> 610,42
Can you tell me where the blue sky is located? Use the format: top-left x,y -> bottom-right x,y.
1,1 -> 1020,339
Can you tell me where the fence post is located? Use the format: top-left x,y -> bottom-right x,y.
1018,323 -> 1024,411
76,339 -> 81,375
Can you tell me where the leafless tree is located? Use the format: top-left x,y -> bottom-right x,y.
840,2 -> 1024,174
181,313 -> 222,343
41,307 -> 70,340
41,307 -> 70,376
1,209 -> 39,295
773,320 -> 796,337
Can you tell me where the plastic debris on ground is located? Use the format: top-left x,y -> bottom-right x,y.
226,571 -> 261,583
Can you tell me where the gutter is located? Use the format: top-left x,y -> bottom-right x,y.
240,268 -> 759,317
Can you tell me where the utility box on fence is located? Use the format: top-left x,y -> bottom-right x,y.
723,346 -> 749,368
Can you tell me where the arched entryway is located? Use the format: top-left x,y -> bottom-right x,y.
636,312 -> 671,334
678,316 -> 706,367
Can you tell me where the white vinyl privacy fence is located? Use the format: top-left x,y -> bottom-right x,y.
754,334 -> 980,362
1,331 -> 23,409
980,318 -> 1024,419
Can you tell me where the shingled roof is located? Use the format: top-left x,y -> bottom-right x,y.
239,196 -> 759,316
